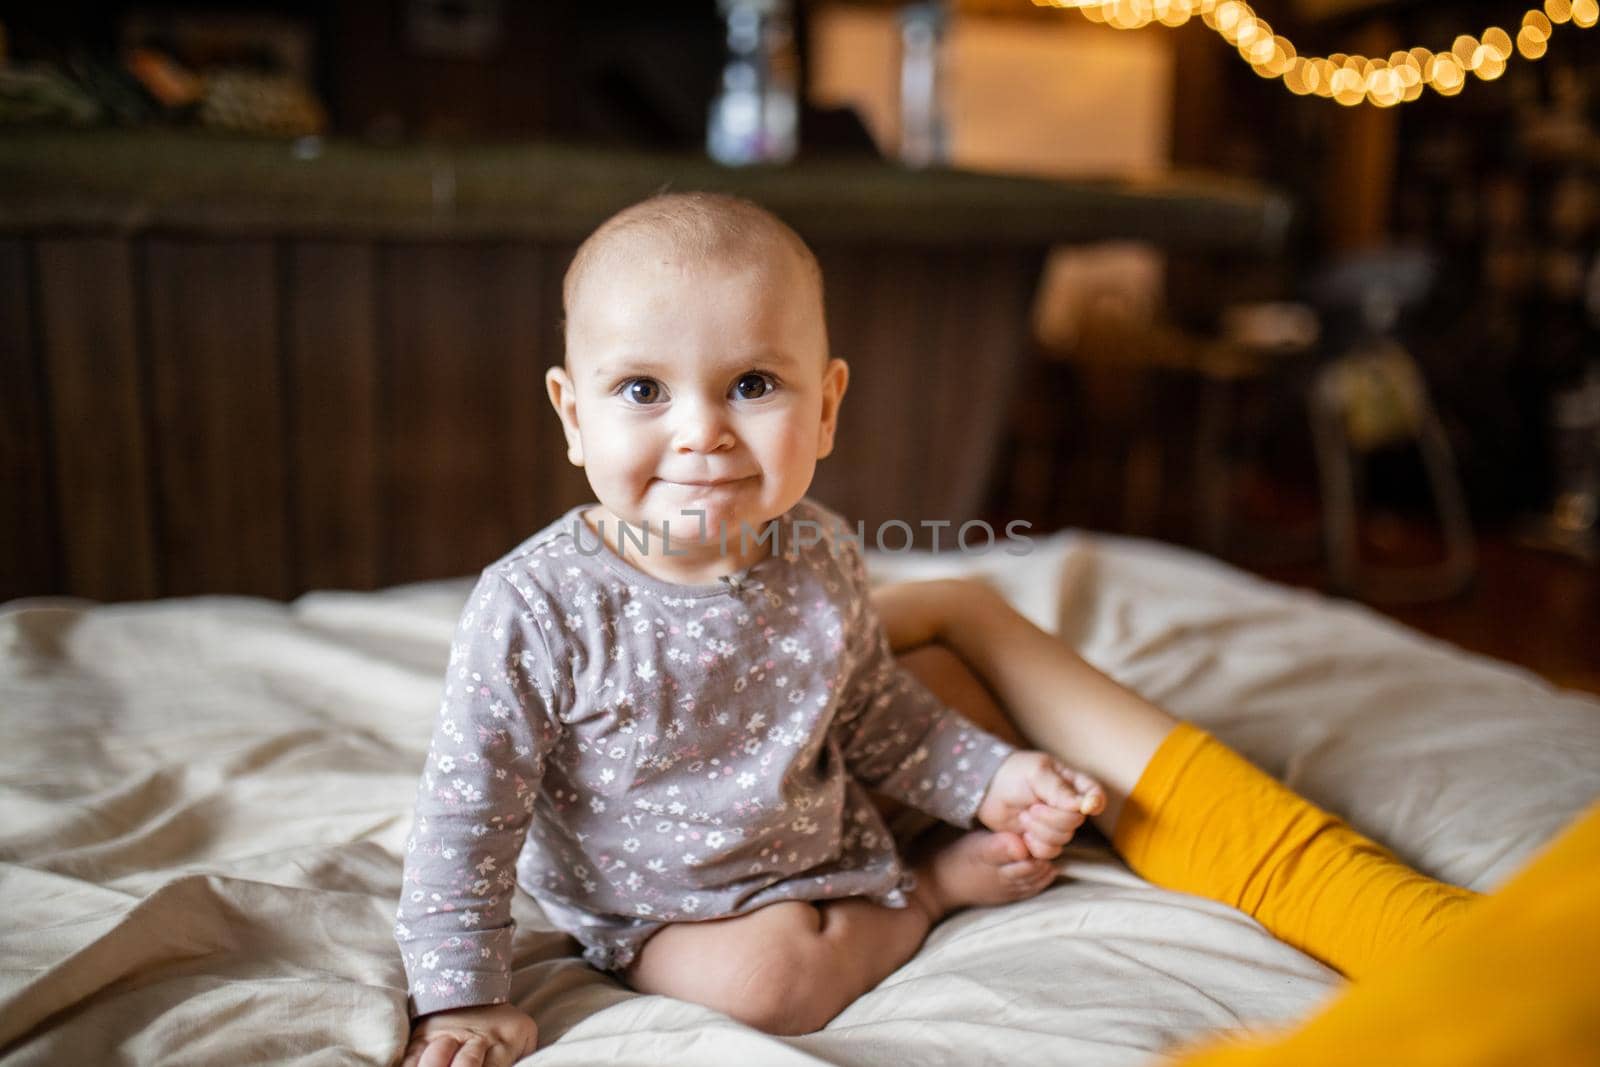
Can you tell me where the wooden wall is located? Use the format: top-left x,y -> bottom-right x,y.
2,234 -> 1039,603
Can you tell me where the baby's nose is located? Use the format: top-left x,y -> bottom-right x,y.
672,401 -> 735,453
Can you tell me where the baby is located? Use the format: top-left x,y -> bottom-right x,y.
396,192 -> 1106,1066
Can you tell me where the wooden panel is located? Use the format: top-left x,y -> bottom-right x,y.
35,238 -> 159,601
812,245 -> 1039,545
813,245 -> 914,536
0,239 -> 57,600
929,249 -> 1040,528
903,247 -> 965,527
16,232 -> 1046,597
507,243 -> 594,537
381,242 -> 563,584
145,239 -> 290,598
285,243 -> 381,591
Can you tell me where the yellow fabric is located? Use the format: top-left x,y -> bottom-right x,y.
1113,723 -> 1478,980
1171,800 -> 1600,1067
1116,723 -> 1600,1067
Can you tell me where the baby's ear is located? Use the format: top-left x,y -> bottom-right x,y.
545,365 -> 585,467
815,358 -> 850,459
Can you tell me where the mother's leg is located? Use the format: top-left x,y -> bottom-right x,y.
885,582 -> 1176,837
885,579 -> 1478,980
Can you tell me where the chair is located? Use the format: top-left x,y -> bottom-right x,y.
1305,248 -> 1476,602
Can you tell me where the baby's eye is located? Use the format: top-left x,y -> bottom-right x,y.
622,378 -> 664,405
732,373 -> 775,400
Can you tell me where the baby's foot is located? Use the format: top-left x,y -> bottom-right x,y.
910,828 -> 1057,923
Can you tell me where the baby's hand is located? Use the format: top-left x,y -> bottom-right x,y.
976,751 -> 1107,860
402,1003 -> 538,1067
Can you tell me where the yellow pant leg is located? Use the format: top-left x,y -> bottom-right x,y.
1114,723 -> 1478,979
1170,800 -> 1600,1067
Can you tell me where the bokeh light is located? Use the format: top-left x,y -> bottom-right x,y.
1027,0 -> 1594,105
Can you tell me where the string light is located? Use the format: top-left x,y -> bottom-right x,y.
1030,0 -> 1596,105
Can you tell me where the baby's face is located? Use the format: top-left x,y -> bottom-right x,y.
548,245 -> 847,566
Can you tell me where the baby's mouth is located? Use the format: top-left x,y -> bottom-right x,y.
656,476 -> 754,490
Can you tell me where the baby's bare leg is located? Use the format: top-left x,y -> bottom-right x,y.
625,835 -> 1052,1035
626,899 -> 930,1035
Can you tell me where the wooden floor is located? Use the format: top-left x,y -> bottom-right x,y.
1251,530 -> 1600,697
992,357 -> 1599,696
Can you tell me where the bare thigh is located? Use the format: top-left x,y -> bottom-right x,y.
624,901 -> 831,1033
628,900 -> 812,986
626,884 -> 941,1035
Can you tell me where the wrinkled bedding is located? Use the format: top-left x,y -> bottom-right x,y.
3,532 -> 1597,1066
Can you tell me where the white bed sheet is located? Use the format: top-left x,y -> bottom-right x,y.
2,532 -> 1596,1066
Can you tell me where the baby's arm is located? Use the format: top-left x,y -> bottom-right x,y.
827,541 -> 1019,828
832,641 -> 1016,827
835,556 -> 1106,855
836,628 -> 1104,854
396,572 -> 557,1063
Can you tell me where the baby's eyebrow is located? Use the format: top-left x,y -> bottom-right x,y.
589,358 -> 669,380
590,351 -> 803,381
727,347 -> 807,374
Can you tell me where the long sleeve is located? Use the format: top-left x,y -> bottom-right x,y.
828,538 -> 1015,828
395,572 -> 560,1017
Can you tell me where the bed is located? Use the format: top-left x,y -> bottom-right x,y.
3,531 -> 1597,1066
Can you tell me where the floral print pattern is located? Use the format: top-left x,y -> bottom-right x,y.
395,499 -> 1014,1016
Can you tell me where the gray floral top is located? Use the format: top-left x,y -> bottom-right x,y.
395,498 -> 1015,1016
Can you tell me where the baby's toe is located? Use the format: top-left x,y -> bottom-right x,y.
1004,861 -> 1057,898
999,857 -> 1052,884
981,831 -> 1030,866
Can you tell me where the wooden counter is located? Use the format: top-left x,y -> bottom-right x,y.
0,130 -> 1288,248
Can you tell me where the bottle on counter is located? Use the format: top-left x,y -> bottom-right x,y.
708,0 -> 799,166
898,1 -> 950,169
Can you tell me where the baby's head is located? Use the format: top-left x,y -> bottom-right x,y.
547,193 -> 849,568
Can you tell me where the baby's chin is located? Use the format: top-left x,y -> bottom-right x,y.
636,502 -> 794,552
652,509 -> 770,545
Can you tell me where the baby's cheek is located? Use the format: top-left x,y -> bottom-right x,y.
593,445 -> 653,499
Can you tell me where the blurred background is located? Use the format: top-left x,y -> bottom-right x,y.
1,0 -> 1595,689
